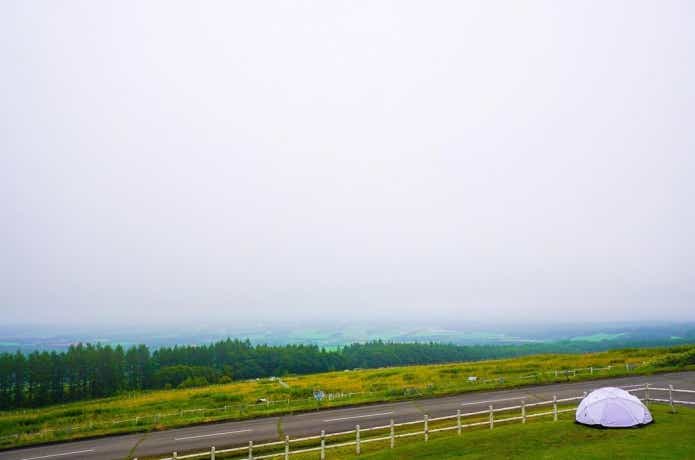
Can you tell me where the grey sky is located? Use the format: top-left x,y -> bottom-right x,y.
1,1 -> 694,326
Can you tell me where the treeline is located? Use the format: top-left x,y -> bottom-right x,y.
0,337 -> 690,410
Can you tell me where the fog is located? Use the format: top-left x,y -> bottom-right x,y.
1,1 -> 694,327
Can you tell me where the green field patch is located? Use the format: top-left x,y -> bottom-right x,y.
570,333 -> 626,342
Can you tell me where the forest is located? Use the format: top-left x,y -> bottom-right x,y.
0,336 -> 692,410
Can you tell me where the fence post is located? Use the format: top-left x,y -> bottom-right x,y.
356,424 -> 361,455
521,400 -> 526,424
669,384 -> 674,412
645,384 -> 650,405
321,430 -> 326,459
424,414 -> 429,442
390,419 -> 395,448
625,363 -> 629,372
284,435 -> 289,460
173,452 -> 177,460
457,409 -> 462,435
553,395 -> 558,421
489,405 -> 494,429
590,366 -> 593,375
211,446 -> 215,460
248,440 -> 253,460
554,370 -> 558,378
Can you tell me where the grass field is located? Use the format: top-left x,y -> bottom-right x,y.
1,344 -> 694,450
297,404 -> 695,460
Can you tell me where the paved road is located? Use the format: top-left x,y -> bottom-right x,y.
3,371 -> 695,460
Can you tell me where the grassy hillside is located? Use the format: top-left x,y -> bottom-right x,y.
1,344 -> 693,450
296,404 -> 695,460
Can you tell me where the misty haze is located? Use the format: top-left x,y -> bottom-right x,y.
2,1 -> 694,327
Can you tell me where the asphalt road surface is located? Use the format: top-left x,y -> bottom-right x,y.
3,371 -> 695,460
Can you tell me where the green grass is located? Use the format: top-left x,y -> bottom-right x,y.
286,405 -> 695,460
1,344 -> 694,451
570,333 -> 626,342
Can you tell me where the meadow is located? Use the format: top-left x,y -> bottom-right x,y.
1,344 -> 693,450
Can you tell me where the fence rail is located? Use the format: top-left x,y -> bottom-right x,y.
153,383 -> 693,460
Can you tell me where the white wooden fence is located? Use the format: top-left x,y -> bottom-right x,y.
155,384 -> 695,460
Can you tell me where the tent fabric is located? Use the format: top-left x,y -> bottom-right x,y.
575,387 -> 653,427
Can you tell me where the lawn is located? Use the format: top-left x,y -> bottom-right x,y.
1,344 -> 693,450
304,404 -> 695,460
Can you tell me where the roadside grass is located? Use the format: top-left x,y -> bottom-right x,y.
1,345 -> 693,450
280,404 -> 695,460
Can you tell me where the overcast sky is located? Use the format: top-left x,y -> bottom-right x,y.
1,1 -> 694,327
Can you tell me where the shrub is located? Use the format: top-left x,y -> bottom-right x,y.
57,409 -> 84,418
154,365 -> 221,388
365,370 -> 399,380
438,368 -> 462,376
369,383 -> 388,392
402,373 -> 416,382
210,393 -> 242,403
653,349 -> 695,368
178,377 -> 209,389
288,387 -> 314,398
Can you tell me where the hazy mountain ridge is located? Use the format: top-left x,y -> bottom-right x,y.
1,322 -> 693,353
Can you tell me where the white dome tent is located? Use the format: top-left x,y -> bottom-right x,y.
575,387 -> 653,428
